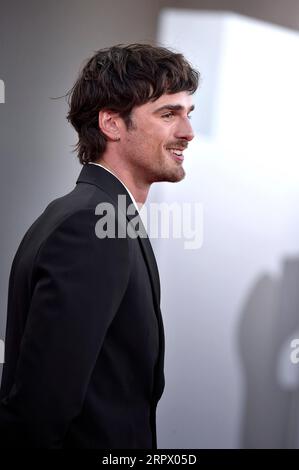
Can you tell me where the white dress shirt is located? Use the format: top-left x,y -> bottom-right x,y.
88,162 -> 139,212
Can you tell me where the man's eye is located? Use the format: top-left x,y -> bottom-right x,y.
187,114 -> 192,120
162,112 -> 173,119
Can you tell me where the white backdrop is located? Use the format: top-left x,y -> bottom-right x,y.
150,10 -> 299,448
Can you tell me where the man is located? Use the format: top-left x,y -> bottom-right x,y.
0,44 -> 198,448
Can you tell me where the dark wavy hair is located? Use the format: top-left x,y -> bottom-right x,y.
66,44 -> 199,164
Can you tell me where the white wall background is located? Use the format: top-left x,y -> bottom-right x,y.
151,10 -> 299,448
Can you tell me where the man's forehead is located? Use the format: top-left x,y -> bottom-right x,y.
151,91 -> 194,110
131,91 -> 195,116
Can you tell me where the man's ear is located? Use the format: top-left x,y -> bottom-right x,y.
98,109 -> 121,141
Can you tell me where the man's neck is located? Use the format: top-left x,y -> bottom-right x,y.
94,158 -> 150,207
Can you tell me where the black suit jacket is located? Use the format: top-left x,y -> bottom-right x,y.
0,164 -> 165,448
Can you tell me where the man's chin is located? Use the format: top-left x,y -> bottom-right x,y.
153,168 -> 185,183
167,170 -> 185,183
166,163 -> 185,182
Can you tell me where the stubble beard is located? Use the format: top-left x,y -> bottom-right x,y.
125,147 -> 186,184
150,163 -> 185,183
124,128 -> 186,184
147,150 -> 186,183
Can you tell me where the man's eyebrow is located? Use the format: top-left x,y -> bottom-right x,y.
153,104 -> 195,114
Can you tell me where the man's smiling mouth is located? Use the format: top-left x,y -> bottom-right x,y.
166,147 -> 185,161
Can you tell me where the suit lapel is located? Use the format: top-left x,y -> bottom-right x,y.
126,209 -> 160,307
77,163 -> 165,403
77,164 -> 161,310
128,211 -> 165,402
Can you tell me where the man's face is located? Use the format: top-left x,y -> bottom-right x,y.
120,91 -> 195,184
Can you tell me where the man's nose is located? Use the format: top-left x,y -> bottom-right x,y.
175,117 -> 195,142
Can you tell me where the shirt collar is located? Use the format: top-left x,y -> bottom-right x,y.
88,162 -> 140,213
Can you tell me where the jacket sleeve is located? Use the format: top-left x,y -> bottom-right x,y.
0,209 -> 130,447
